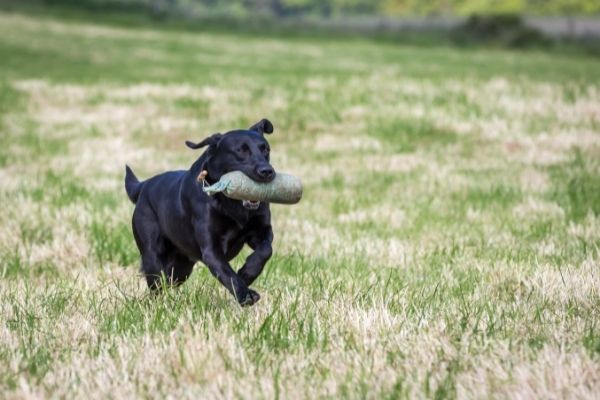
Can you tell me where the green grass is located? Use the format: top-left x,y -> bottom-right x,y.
549,149 -> 600,221
0,9 -> 599,399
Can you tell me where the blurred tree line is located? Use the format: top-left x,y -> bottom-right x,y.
40,0 -> 600,17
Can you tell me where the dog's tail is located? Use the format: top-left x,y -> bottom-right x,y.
125,165 -> 142,204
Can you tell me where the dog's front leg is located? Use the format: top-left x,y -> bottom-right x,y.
238,230 -> 273,286
200,244 -> 260,306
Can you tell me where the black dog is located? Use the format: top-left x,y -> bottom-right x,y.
124,119 -> 276,306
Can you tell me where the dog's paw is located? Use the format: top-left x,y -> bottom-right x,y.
238,289 -> 261,307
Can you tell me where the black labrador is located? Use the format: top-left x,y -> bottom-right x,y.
124,119 -> 276,306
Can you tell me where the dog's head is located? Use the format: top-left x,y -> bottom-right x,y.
186,119 -> 275,210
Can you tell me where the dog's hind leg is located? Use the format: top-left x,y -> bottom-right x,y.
165,252 -> 195,286
132,205 -> 168,291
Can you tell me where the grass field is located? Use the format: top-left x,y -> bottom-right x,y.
1,9 -> 600,399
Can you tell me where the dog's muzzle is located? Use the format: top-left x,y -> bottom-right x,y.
242,200 -> 260,210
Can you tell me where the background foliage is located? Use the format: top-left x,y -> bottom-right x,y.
32,0 -> 600,17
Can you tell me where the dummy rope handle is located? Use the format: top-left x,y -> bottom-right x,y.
197,170 -> 231,196
197,170 -> 208,189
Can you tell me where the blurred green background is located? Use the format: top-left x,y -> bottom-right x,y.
13,0 -> 600,17
4,0 -> 600,53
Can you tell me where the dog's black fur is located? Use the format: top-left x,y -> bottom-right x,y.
124,119 -> 276,306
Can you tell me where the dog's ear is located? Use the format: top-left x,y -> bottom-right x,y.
249,118 -> 273,135
185,133 -> 223,149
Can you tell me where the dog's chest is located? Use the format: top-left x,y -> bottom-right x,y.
222,206 -> 251,228
220,226 -> 247,259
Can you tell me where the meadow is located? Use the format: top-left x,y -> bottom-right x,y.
0,9 -> 599,399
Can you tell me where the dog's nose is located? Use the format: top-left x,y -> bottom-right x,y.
257,166 -> 275,180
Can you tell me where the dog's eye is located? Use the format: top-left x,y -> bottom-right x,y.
259,144 -> 270,154
237,144 -> 250,154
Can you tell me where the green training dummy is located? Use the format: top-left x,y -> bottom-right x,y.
199,170 -> 303,204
